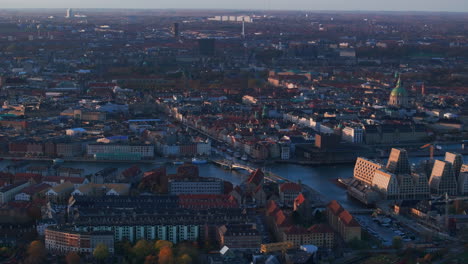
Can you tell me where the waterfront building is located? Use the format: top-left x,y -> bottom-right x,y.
445,152 -> 463,179
458,172 -> 468,195
341,126 -> 363,144
326,200 -> 361,242
371,169 -> 399,200
169,177 -> 224,195
386,148 -> 411,175
86,144 -> 154,159
279,182 -> 302,207
429,160 -> 458,195
353,157 -> 383,185
45,226 -> 114,254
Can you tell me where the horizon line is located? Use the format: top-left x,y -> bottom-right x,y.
0,7 -> 467,14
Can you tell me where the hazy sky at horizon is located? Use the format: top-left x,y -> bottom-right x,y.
0,0 -> 467,12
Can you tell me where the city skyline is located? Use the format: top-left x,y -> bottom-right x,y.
1,0 -> 468,12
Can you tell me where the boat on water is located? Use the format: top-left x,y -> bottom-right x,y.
53,158 -> 64,164
172,160 -> 184,165
241,154 -> 248,161
192,158 -> 207,164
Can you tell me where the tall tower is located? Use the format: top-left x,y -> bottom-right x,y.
172,22 -> 180,38
241,19 -> 245,39
421,82 -> 426,96
66,8 -> 73,19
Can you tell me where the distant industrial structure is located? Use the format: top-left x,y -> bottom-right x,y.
208,15 -> 253,23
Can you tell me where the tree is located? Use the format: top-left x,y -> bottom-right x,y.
176,242 -> 199,259
66,251 -> 81,264
93,243 -> 109,261
132,239 -> 153,259
158,246 -> 174,264
115,239 -> 132,257
26,240 -> 46,264
392,236 -> 403,250
177,253 -> 193,264
154,240 -> 173,252
143,255 -> 157,264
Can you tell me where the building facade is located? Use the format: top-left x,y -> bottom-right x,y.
45,227 -> 114,255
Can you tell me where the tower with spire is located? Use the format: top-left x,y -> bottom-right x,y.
388,76 -> 409,108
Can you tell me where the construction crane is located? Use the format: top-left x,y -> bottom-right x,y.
421,143 -> 435,160
420,143 -> 442,160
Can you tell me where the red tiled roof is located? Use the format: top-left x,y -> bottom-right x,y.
121,166 -> 141,178
247,169 -> 264,186
14,173 -> 42,183
294,193 -> 307,206
266,200 -> 279,216
308,223 -> 334,233
284,225 -> 307,235
327,200 -> 344,215
339,210 -> 360,227
280,182 -> 302,193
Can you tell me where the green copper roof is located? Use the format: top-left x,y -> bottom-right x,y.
391,77 -> 408,97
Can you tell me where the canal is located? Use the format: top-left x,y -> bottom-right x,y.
1,155 -> 465,210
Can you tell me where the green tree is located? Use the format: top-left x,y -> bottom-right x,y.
177,253 -> 192,264
115,239 -> 133,257
176,242 -> 199,259
132,239 -> 153,259
66,251 -> 81,264
93,243 -> 109,262
392,236 -> 403,250
26,240 -> 47,264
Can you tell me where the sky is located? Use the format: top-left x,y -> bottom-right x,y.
0,0 -> 467,12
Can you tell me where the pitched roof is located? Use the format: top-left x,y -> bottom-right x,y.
14,173 -> 42,183
284,225 -> 307,235
327,200 -> 344,215
266,200 -> 280,216
247,169 -> 264,186
50,181 -> 74,193
121,165 -> 142,178
294,193 -> 307,206
307,223 -> 334,233
43,176 -> 86,184
338,210 -> 360,227
18,183 -> 50,195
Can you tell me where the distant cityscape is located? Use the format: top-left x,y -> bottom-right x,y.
0,7 -> 467,264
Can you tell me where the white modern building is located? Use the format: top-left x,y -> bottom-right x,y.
342,126 -> 363,144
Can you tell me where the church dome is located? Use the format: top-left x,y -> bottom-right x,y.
391,86 -> 408,97
390,78 -> 407,97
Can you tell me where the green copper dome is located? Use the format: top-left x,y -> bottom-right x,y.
390,78 -> 407,97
